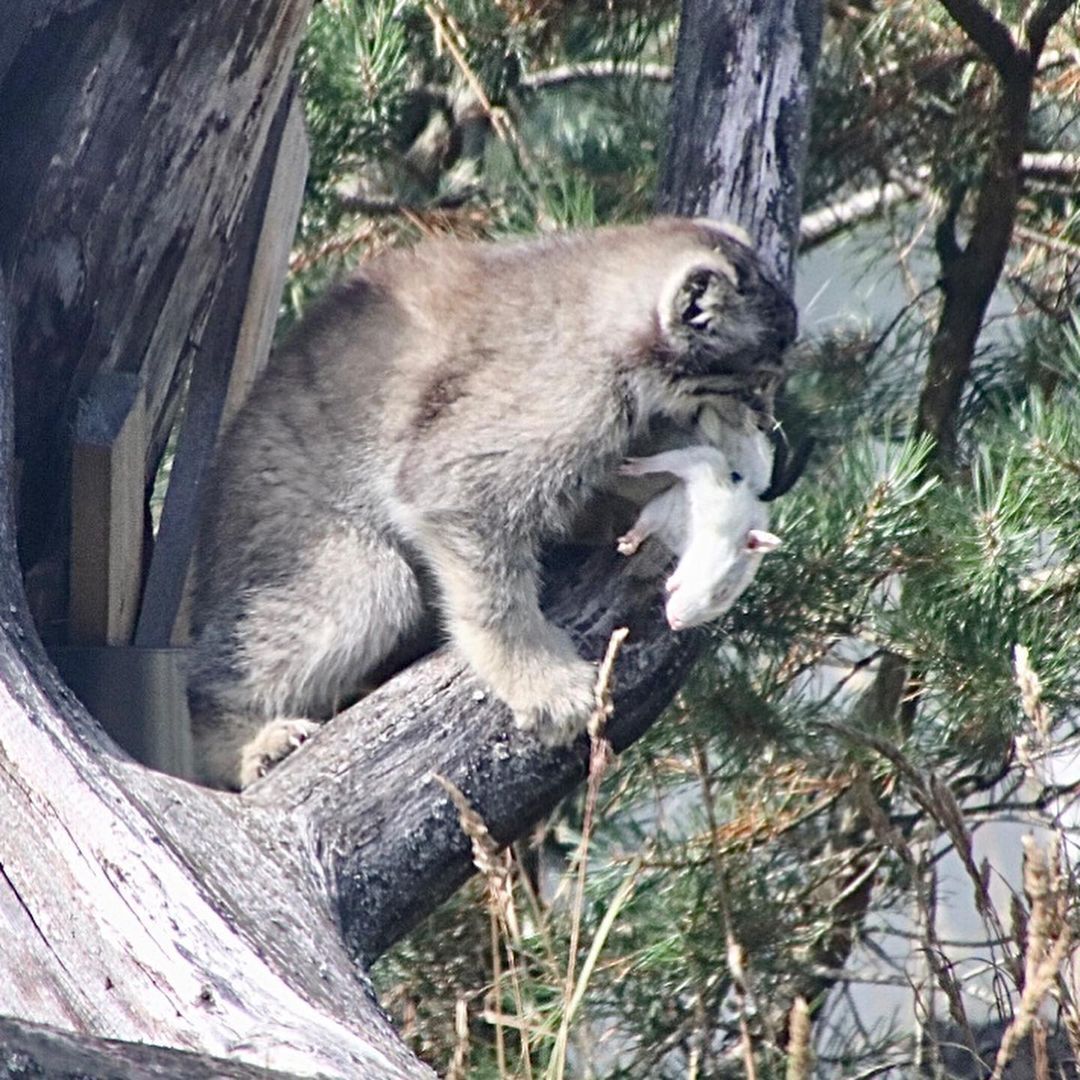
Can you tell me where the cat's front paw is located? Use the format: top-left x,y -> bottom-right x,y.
510,658 -> 596,746
239,718 -> 322,789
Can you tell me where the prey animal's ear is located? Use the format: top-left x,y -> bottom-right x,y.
746,529 -> 782,553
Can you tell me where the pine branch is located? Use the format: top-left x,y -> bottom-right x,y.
799,151 -> 1078,251
333,189 -> 478,216
914,0 -> 1076,465
1022,151 -> 1080,181
799,179 -> 917,250
518,60 -> 673,92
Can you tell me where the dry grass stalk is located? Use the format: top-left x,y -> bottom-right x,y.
548,628 -> 629,1080
1031,1018 -> 1049,1080
1062,1006 -> 1080,1071
447,993 -> 471,1080
422,0 -> 530,165
589,626 -> 628,740
1013,643 -> 1052,777
692,736 -> 759,1079
433,772 -> 533,1078
928,773 -> 1006,942
434,773 -> 508,888
785,996 -> 813,1080
990,837 -> 1073,1080
1013,642 -> 1049,730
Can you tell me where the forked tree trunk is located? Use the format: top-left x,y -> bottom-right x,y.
0,0 -> 820,1074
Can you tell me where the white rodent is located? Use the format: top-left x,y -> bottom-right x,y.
616,440 -> 781,630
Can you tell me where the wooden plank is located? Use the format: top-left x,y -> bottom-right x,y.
163,93 -> 311,646
50,645 -> 193,778
134,85 -> 308,648
224,93 -> 309,427
69,373 -> 146,645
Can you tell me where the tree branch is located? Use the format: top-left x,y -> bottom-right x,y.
798,151 -> 1079,252
933,185 -> 966,271
915,0 -> 1075,464
1022,150 -> 1080,182
0,1016 -> 291,1080
799,179 -> 918,250
333,188 -> 478,217
936,0 -> 1018,78
255,545 -> 700,965
518,60 -> 673,92
1025,0 -> 1076,60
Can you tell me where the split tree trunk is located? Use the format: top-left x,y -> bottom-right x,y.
0,0 -> 820,1075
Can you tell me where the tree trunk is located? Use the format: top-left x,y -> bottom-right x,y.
0,0 -> 820,1075
659,0 -> 822,287
3,0 -> 311,641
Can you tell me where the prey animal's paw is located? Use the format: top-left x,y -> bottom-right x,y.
238,718 -> 321,789
511,658 -> 596,747
618,457 -> 649,477
616,528 -> 645,556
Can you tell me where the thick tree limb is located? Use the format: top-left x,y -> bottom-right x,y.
3,0 -> 312,634
936,0 -> 1019,78
257,547 -> 700,964
1026,0 -> 1077,59
0,1016 -> 292,1080
0,266 -> 428,1076
915,0 -> 1075,464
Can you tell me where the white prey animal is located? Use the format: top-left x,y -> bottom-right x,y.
616,443 -> 781,630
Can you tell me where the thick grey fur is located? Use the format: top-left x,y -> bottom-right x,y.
188,217 -> 796,789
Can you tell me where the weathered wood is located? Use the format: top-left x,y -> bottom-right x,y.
0,272 -> 431,1078
658,0 -> 823,286
49,645 -> 193,776
2,0 -> 313,642
263,545 -> 701,965
0,1015 -> 293,1080
134,81 -> 304,649
160,92 -> 309,648
69,373 -> 146,645
224,92 -> 309,429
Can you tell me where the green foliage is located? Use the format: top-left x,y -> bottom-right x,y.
285,0 -> 678,318
299,0 -> 411,214
808,3 -> 1000,207
372,355 -> 1080,1074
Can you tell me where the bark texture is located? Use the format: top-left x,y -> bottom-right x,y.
0,0 -> 819,1074
1,0 -> 310,639
0,1016 -> 295,1079
0,275 -> 427,1077
658,0 -> 823,287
